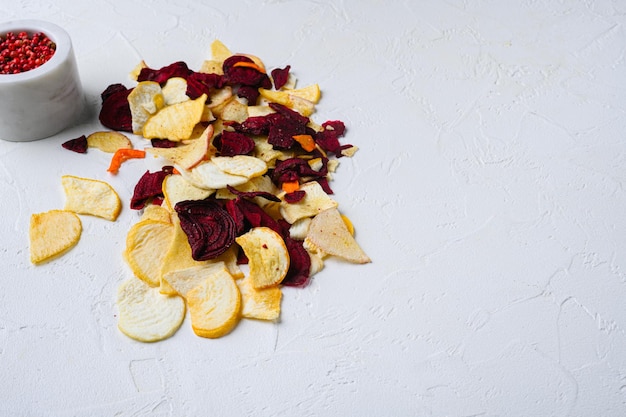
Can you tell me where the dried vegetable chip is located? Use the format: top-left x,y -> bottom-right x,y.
29,210 -> 82,264
86,131 -> 133,153
62,175 -> 122,221
124,219 -> 174,287
236,227 -> 290,289
237,275 -> 282,321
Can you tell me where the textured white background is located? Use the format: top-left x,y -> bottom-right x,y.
1,0 -> 626,416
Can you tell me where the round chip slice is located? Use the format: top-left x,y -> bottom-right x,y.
61,175 -> 122,221
116,276 -> 185,342
124,219 -> 174,287
142,94 -> 207,141
186,268 -> 241,339
29,210 -> 82,264
237,275 -> 282,321
86,131 -> 133,153
162,173 -> 214,211
235,227 -> 290,289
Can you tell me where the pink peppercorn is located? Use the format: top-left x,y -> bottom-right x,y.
0,31 -> 56,74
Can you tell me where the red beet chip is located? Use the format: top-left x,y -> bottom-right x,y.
316,177 -> 334,195
186,72 -> 224,99
322,120 -> 346,136
268,102 -> 309,125
233,197 -> 281,233
267,116 -> 306,149
214,131 -> 255,156
283,190 -> 306,204
281,236 -> 312,287
271,65 -> 291,90
236,85 -> 260,105
99,86 -> 132,132
229,113 -> 280,136
130,169 -> 170,210
100,83 -> 128,103
223,55 -> 272,88
175,199 -> 237,261
137,61 -> 192,85
151,138 -> 178,148
272,157 -> 327,185
61,135 -> 88,153
225,198 -> 247,235
226,185 -> 281,202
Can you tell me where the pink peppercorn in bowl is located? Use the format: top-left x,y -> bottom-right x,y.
0,20 -> 84,142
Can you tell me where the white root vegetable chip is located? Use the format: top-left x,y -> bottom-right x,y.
117,276 -> 186,342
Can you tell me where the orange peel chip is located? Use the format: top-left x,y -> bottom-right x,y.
235,227 -> 290,289
61,175 -> 122,221
29,210 -> 82,264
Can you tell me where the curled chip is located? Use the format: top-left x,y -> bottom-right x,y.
142,94 -> 207,141
146,124 -> 213,170
116,276 -> 185,343
186,266 -> 241,339
86,131 -> 133,153
237,275 -> 282,321
178,160 -> 251,190
279,181 -> 338,224
124,219 -> 174,287
162,173 -> 214,212
128,81 -> 165,134
161,77 -> 189,105
61,175 -> 122,221
29,210 -> 82,264
304,207 -> 370,264
236,227 -> 290,289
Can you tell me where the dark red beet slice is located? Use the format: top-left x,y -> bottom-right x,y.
130,169 -> 170,210
271,65 -> 290,90
61,135 -> 87,153
175,199 -> 237,261
223,55 -> 272,88
226,185 -> 280,202
99,86 -> 132,132
137,61 -> 192,85
186,72 -> 224,99
214,131 -> 255,156
284,190 -> 306,204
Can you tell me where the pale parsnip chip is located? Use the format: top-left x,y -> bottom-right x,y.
162,262 -> 228,299
117,276 -> 185,343
187,268 -> 241,339
142,94 -> 207,141
162,173 -> 214,211
128,81 -> 165,135
124,219 -> 174,287
161,77 -> 189,105
86,131 -> 132,153
217,97 -> 249,123
146,124 -> 213,170
237,275 -> 282,321
61,175 -> 122,221
211,155 -> 267,178
235,227 -> 290,289
304,207 -> 370,264
178,160 -> 249,190
279,181 -> 338,224
29,210 -> 82,264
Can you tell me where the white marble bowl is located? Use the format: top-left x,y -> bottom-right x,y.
0,20 -> 84,142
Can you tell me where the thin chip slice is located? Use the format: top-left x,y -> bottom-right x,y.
142,94 -> 207,141
235,227 -> 290,289
258,86 -> 318,116
124,219 -> 174,287
211,155 -> 267,178
216,97 -> 249,123
146,124 -> 213,170
128,81 -> 165,135
162,173 -> 214,211
186,268 -> 241,338
178,160 -> 249,190
279,181 -> 338,224
210,39 -> 232,62
237,275 -> 282,321
29,210 -> 82,264
116,276 -> 185,343
162,262 -> 228,299
86,131 -> 133,153
161,77 -> 189,105
139,204 -> 172,224
304,207 -> 371,264
61,175 -> 122,221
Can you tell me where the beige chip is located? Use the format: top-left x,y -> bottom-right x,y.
124,219 -> 174,287
117,276 -> 185,342
237,275 -> 282,321
128,81 -> 165,135
146,124 -> 213,170
236,227 -> 290,289
61,175 -> 121,221
86,131 -> 133,153
29,210 -> 82,264
142,94 -> 207,141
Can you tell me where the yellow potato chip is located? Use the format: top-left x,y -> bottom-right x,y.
304,207 -> 370,264
162,173 -> 214,212
139,204 -> 172,224
279,181 -> 338,224
124,219 -> 174,287
86,131 -> 133,153
146,124 -> 213,170
235,227 -> 290,289
237,275 -> 282,321
142,94 -> 207,141
186,267 -> 241,339
29,210 -> 82,264
161,77 -> 189,105
128,81 -> 165,135
116,276 -> 185,343
61,175 -> 122,221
